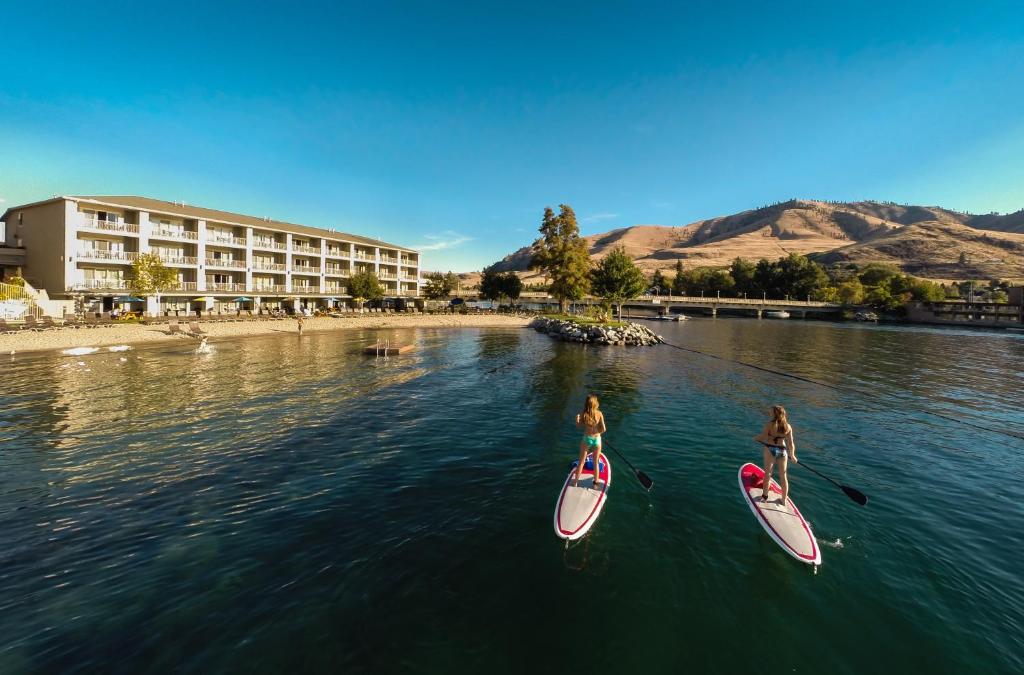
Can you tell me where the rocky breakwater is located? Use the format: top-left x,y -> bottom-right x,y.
530,317 -> 664,346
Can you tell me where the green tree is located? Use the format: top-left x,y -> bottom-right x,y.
349,269 -> 384,307
127,253 -> 178,312
591,246 -> 647,318
706,269 -> 736,295
478,268 -> 503,302
650,269 -> 667,294
422,271 -> 457,300
836,278 -> 865,305
671,260 -> 686,295
776,253 -> 829,300
858,263 -> 900,287
500,272 -> 523,304
529,205 -> 591,312
730,257 -> 757,295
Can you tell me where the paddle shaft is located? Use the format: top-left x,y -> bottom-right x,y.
758,442 -> 867,505
602,440 -> 654,491
798,460 -> 841,487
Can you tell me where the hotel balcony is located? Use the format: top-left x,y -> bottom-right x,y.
207,234 -> 247,247
77,250 -> 140,263
81,218 -> 139,235
292,266 -> 321,275
252,239 -> 288,251
150,228 -> 198,241
324,287 -> 347,295
380,255 -> 398,264
71,279 -> 128,290
324,267 -> 349,276
292,244 -> 321,255
205,258 -> 246,269
207,282 -> 246,292
160,255 -> 199,266
325,247 -> 347,258
354,252 -> 375,261
252,261 -> 286,271
174,281 -> 199,291
253,285 -> 288,293
378,273 -> 398,281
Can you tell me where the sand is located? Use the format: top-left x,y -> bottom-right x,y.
1,314 -> 532,355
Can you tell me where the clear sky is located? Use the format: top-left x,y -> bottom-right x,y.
2,1 -> 1023,270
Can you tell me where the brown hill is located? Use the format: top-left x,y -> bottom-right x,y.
489,200 -> 1024,282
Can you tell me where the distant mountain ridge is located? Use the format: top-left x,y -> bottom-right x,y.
489,200 -> 1024,281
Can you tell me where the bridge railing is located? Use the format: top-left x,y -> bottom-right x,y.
634,294 -> 838,307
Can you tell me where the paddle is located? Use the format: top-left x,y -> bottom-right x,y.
602,440 -> 654,491
798,461 -> 868,506
757,442 -> 867,506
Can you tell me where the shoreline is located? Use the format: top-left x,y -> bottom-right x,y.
1,314 -> 532,355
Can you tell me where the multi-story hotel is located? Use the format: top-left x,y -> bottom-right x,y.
0,195 -> 421,315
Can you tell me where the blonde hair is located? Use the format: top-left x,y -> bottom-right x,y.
581,394 -> 600,427
770,405 -> 789,437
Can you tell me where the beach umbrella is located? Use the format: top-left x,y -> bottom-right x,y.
232,296 -> 253,302
114,295 -> 144,302
192,296 -> 215,302
324,296 -> 339,302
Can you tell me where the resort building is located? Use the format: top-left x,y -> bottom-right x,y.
0,196 -> 421,316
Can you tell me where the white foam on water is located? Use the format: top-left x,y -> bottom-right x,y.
820,538 -> 846,549
62,347 -> 100,356
107,345 -> 131,352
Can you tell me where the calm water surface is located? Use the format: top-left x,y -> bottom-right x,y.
1,320 -> 1022,674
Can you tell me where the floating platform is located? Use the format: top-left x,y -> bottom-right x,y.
363,344 -> 414,355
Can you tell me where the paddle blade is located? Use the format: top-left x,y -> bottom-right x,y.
635,469 -> 654,491
842,485 -> 868,506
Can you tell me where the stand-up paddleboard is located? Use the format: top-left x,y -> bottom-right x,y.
554,453 -> 611,540
738,463 -> 821,566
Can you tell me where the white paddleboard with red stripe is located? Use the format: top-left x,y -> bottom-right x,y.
554,454 -> 611,540
739,463 -> 821,566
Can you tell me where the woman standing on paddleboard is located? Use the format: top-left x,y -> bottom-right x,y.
754,405 -> 798,506
574,394 -> 607,489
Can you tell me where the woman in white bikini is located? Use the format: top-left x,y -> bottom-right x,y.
574,394 -> 607,489
754,405 -> 798,506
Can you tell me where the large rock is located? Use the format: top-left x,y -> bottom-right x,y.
529,317 -> 664,346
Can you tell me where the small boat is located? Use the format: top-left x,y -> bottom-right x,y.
765,310 -> 791,319
673,314 -> 689,322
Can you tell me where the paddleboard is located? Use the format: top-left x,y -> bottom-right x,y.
554,453 -> 611,540
738,462 -> 821,566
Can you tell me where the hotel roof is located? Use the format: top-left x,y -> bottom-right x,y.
3,195 -> 418,253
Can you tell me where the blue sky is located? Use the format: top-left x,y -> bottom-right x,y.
2,1 -> 1023,270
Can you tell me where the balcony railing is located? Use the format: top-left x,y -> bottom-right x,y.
151,228 -> 198,240
176,282 -> 199,291
205,258 -> 246,269
325,248 -> 347,258
77,250 -> 140,263
81,218 -> 139,234
208,235 -> 247,247
291,286 -> 320,293
379,256 -> 398,264
160,256 -> 199,266
206,282 -> 246,292
253,262 -> 286,271
252,239 -> 287,251
324,288 -> 347,295
72,279 -> 128,290
378,274 -> 398,280
354,252 -> 376,260
253,284 -> 288,293
292,245 -> 321,255
292,266 -> 321,275
324,267 -> 349,276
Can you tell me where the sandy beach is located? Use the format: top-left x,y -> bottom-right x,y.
1,314 -> 532,355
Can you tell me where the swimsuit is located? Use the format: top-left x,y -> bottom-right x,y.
767,435 -> 787,459
582,434 -> 601,448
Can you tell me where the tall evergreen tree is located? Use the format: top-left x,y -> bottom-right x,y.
529,205 -> 591,312
650,269 -> 667,294
671,259 -> 686,295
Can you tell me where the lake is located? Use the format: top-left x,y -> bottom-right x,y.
1,319 -> 1022,674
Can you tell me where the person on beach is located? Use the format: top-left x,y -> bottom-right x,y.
574,394 -> 607,489
297,315 -> 304,336
754,405 -> 798,506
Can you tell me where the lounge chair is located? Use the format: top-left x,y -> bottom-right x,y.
0,319 -> 18,334
188,321 -> 207,335
40,316 -> 59,330
168,321 -> 185,336
23,316 -> 45,332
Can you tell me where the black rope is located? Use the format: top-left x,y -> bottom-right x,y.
660,339 -> 1024,442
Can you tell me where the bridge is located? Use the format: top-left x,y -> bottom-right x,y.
458,291 -> 841,318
